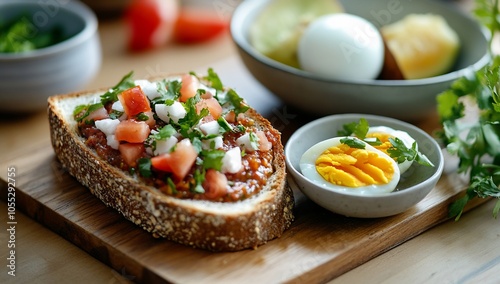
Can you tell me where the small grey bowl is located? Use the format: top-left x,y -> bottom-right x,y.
0,0 -> 101,113
231,0 -> 490,121
285,114 -> 444,218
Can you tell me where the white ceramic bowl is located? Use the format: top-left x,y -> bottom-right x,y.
231,0 -> 490,121
0,0 -> 101,113
285,114 -> 444,218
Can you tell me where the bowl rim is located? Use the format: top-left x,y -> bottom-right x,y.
230,0 -> 491,87
284,113 -> 445,199
0,0 -> 98,61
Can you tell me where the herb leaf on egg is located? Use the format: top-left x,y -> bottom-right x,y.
339,119 -> 433,167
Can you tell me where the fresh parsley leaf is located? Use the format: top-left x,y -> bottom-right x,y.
192,169 -> 206,194
201,149 -> 225,171
150,125 -> 177,141
387,138 -> 434,167
221,89 -> 250,116
437,0 -> 500,220
204,68 -> 224,91
138,158 -> 152,178
73,102 -> 104,122
217,116 -> 233,133
101,71 -> 135,105
338,118 -> 369,139
167,177 -> 178,194
340,137 -> 366,149
153,79 -> 181,105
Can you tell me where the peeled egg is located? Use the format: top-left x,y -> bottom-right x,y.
298,13 -> 385,80
300,137 -> 400,195
366,126 -> 416,174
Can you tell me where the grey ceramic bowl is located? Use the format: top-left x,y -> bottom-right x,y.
231,0 -> 490,121
0,0 -> 101,113
285,114 -> 444,218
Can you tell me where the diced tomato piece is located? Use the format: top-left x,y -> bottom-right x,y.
118,86 -> 152,117
202,169 -> 228,199
179,74 -> 200,102
119,143 -> 145,167
115,120 -> 150,143
124,0 -> 179,51
196,97 -> 222,119
256,131 -> 272,152
225,111 -> 236,123
151,139 -> 197,179
173,7 -> 229,44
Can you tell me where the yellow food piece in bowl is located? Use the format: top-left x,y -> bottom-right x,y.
315,144 -> 395,188
381,14 -> 460,79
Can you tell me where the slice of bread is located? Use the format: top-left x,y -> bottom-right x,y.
47,74 -> 294,251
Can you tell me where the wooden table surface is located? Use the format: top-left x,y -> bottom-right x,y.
2,1 -> 500,283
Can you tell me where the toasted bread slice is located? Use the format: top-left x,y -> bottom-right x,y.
47,74 -> 294,251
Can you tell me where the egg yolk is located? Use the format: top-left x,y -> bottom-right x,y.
366,132 -> 393,154
315,144 -> 395,187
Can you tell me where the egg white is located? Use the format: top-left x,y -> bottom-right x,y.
367,126 -> 416,174
299,137 -> 400,196
298,13 -> 385,80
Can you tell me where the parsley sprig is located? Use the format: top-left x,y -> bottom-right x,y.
339,118 -> 433,167
437,0 -> 500,220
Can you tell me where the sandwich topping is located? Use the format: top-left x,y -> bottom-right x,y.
73,69 -> 278,202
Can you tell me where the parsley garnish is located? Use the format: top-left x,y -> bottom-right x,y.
138,158 -> 152,178
73,102 -> 103,122
203,68 -> 224,91
192,169 -> 206,194
436,0 -> 500,220
153,79 -> 181,105
100,71 -> 135,105
340,137 -> 366,149
339,119 -> 433,167
201,149 -> 225,171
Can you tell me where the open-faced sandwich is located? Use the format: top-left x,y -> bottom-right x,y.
48,69 -> 294,251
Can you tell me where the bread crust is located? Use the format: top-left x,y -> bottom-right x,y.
47,82 -> 294,251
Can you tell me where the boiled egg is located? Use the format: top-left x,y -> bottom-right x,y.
299,137 -> 400,195
366,126 -> 416,174
298,13 -> 385,80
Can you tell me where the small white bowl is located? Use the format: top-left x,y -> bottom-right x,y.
285,114 -> 444,218
0,0 -> 101,113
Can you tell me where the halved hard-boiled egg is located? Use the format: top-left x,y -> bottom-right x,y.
299,137 -> 400,195
365,126 -> 416,174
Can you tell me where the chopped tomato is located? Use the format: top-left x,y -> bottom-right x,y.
225,111 -> 236,123
151,139 -> 197,179
124,0 -> 179,51
196,97 -> 222,119
256,131 -> 272,152
173,7 -> 229,44
179,74 -> 200,102
119,143 -> 145,167
118,86 -> 152,117
115,120 -> 150,143
202,169 -> 228,199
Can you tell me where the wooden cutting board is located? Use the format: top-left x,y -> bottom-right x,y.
0,131 -> 487,283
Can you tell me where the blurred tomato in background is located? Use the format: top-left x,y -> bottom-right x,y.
122,0 -> 235,52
